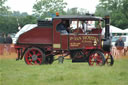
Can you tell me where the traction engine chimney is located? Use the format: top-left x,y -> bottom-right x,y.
105,15 -> 110,39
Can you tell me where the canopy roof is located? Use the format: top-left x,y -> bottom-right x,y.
53,15 -> 104,21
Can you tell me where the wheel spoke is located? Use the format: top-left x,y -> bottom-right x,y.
34,61 -> 38,64
36,53 -> 41,56
97,60 -> 102,65
89,55 -> 95,65
30,59 -> 32,62
32,50 -> 36,55
93,55 -> 97,60
28,53 -> 32,57
37,58 -> 42,62
89,57 -> 95,65
97,58 -> 102,62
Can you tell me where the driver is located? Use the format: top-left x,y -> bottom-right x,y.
81,21 -> 86,33
56,20 -> 70,34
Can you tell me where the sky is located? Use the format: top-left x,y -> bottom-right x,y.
6,0 -> 99,14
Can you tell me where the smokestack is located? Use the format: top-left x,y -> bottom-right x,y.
105,15 -> 110,39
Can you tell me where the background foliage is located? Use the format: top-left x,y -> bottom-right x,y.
95,0 -> 128,29
33,0 -> 67,18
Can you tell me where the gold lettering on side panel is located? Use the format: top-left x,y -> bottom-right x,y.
69,36 -> 99,47
70,43 -> 81,47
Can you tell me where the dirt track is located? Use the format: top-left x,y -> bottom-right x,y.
0,53 -> 17,59
0,44 -> 17,59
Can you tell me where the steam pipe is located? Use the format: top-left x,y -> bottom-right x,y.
105,16 -> 110,39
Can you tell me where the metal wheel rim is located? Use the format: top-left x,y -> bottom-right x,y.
25,48 -> 43,65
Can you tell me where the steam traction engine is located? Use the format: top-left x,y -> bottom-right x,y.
15,14 -> 114,66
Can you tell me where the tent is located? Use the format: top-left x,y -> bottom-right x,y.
102,25 -> 124,35
124,28 -> 128,33
110,25 -> 124,33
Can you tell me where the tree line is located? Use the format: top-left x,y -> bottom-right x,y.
95,0 -> 128,29
0,0 -> 128,34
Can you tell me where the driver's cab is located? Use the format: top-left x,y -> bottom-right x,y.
52,15 -> 104,50
56,19 -> 102,34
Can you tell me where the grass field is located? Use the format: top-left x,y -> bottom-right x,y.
0,55 -> 128,85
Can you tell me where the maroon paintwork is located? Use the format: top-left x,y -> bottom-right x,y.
61,34 -> 68,50
52,19 -> 61,50
18,27 -> 52,44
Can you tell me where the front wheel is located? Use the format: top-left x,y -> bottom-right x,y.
88,51 -> 105,66
24,47 -> 45,65
105,54 -> 114,66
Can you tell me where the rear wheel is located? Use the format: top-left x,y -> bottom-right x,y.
24,47 -> 45,65
88,51 -> 105,66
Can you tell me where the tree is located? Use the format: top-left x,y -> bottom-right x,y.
33,0 -> 67,18
0,0 -> 7,9
0,0 -> 9,15
0,0 -> 37,34
66,7 -> 88,15
95,0 -> 128,29
0,11 -> 37,34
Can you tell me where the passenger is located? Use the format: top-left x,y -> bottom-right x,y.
56,20 -> 69,34
81,21 -> 86,33
115,36 -> 124,58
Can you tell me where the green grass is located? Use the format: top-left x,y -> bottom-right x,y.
0,58 -> 128,85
